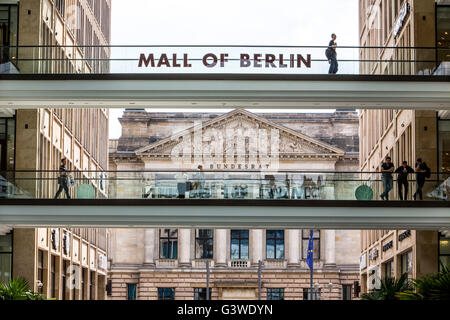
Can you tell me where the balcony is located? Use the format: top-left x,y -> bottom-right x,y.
0,170 -> 449,229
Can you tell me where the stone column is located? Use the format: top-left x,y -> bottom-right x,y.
287,229 -> 300,267
251,229 -> 264,266
178,228 -> 191,267
144,228 -> 156,266
324,230 -> 336,266
215,229 -> 227,267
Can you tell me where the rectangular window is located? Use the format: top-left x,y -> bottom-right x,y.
158,288 -> 175,300
127,284 -> 137,300
303,288 -> 321,300
90,271 -> 95,300
37,250 -> 44,294
195,229 -> 213,259
50,255 -> 56,298
302,229 -> 320,259
61,260 -> 68,300
81,268 -> 85,300
383,259 -> 394,279
342,285 -> 352,300
194,288 -> 211,300
400,250 -> 413,278
267,288 -> 284,300
266,230 -> 284,260
230,230 -> 249,260
439,231 -> 450,269
72,265 -> 77,300
159,229 -> 178,259
437,5 -> 450,64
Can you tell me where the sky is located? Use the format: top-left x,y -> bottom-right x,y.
108,0 -> 359,139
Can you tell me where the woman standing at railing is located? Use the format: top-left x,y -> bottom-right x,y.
54,158 -> 71,199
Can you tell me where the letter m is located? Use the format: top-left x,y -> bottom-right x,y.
138,54 -> 155,67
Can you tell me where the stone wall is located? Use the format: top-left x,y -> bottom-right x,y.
109,269 -> 359,300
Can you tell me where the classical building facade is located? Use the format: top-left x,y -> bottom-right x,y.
107,109 -> 361,300
358,0 -> 450,294
0,0 -> 111,299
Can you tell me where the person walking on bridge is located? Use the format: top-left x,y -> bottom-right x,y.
327,33 -> 338,74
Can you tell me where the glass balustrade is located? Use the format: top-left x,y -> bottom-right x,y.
1,170 -> 448,201
0,45 -> 448,75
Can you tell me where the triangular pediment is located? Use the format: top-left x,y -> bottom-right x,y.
135,109 -> 345,158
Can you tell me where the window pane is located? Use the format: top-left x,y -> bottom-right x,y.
440,237 -> 450,255
194,288 -> 211,300
0,253 -> 12,284
314,239 -> 320,259
266,239 -> 275,259
276,242 -> 284,259
160,239 -> 169,259
267,230 -> 276,238
0,233 -> 12,252
267,288 -> 284,300
231,239 -> 240,260
169,229 -> 178,238
197,229 -> 213,238
158,288 -> 175,300
241,239 -> 249,259
127,284 -> 136,300
160,229 -> 169,237
275,230 -> 284,239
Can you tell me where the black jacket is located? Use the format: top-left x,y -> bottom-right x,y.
394,165 -> 414,181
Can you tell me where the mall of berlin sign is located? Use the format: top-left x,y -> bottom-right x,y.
138,52 -> 312,69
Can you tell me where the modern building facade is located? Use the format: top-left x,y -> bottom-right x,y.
0,0 -> 111,299
358,0 -> 450,293
107,109 -> 361,300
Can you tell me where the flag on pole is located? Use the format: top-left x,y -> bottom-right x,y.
306,229 -> 314,270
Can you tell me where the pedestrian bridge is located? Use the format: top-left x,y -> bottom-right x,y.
0,198 -> 449,229
1,170 -> 449,229
0,74 -> 450,110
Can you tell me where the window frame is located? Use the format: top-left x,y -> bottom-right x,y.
158,287 -> 175,300
302,229 -> 320,260
159,228 -> 178,259
195,229 -> 214,259
230,230 -> 249,260
342,284 -> 352,300
266,230 -> 285,260
400,250 -> 413,277
127,283 -> 137,300
383,259 -> 394,279
194,287 -> 211,300
267,288 -> 284,300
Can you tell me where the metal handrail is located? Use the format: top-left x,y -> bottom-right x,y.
2,45 -> 450,49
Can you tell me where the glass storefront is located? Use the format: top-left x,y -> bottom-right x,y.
0,117 -> 15,172
438,118 -> 450,200
439,232 -> 450,272
0,3 -> 18,70
437,5 -> 450,64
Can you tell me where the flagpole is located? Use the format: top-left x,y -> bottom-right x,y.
310,263 -> 313,300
